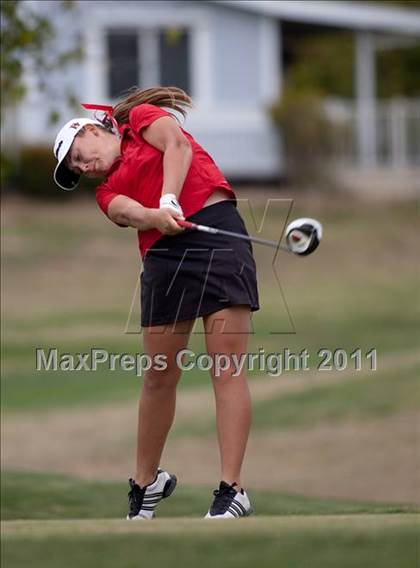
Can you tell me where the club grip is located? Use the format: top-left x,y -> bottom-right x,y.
177,220 -> 196,230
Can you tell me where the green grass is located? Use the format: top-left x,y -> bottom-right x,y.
248,276 -> 420,354
1,351 -> 218,413
2,343 -> 419,415
169,361 -> 420,437
2,516 -> 419,568
1,369 -> 140,412
251,361 -> 420,430
2,472 -> 418,521
4,350 -> 419,416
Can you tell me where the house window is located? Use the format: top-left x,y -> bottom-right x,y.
159,28 -> 190,93
107,31 -> 139,99
106,27 -> 190,99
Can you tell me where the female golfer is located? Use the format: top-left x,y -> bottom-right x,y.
53,86 -> 259,519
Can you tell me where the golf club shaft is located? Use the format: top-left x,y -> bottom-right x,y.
177,220 -> 290,252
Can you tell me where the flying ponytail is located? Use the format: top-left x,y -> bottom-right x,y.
112,86 -> 193,125
81,86 -> 193,133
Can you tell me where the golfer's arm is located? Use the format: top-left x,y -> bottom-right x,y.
142,116 -> 193,198
161,141 -> 193,197
107,195 -> 157,230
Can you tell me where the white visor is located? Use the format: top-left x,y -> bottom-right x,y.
53,118 -> 102,190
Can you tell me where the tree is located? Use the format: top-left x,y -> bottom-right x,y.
0,0 -> 82,120
1,1 -> 83,191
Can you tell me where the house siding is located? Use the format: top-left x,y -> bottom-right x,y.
212,7 -> 261,105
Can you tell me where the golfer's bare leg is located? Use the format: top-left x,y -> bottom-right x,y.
136,319 -> 194,487
203,306 -> 252,490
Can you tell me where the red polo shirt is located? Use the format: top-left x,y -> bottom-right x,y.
95,104 -> 235,258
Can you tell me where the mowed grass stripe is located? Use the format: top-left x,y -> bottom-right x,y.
251,361 -> 420,430
3,514 -> 419,538
2,516 -> 419,568
2,472 -> 418,521
170,361 -> 420,436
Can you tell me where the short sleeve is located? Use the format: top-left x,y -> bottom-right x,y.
96,183 -> 128,227
128,104 -> 172,135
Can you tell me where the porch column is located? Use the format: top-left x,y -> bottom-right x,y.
355,31 -> 377,167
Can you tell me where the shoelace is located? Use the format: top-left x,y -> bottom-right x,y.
128,478 -> 145,516
210,482 -> 238,515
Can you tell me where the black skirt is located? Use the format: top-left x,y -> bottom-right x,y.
140,200 -> 260,327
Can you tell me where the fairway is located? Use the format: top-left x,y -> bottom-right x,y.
2,515 -> 419,568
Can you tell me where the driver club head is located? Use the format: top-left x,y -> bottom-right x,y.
285,218 -> 323,256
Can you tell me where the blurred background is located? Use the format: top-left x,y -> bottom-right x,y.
1,1 -> 419,567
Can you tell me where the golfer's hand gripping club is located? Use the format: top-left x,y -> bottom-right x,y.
153,208 -> 185,235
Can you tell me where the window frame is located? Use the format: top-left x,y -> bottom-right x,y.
105,28 -> 141,100
104,25 -> 192,100
83,4 -> 211,108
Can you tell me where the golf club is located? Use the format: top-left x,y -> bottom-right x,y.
177,217 -> 322,256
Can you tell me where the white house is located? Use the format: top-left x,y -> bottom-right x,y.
12,0 -> 420,178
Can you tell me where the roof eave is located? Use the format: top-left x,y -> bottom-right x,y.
208,1 -> 420,37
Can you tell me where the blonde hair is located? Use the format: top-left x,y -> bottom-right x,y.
112,86 -> 193,126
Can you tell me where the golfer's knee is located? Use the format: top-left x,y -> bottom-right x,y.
211,367 -> 246,386
142,365 -> 181,392
207,352 -> 247,383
